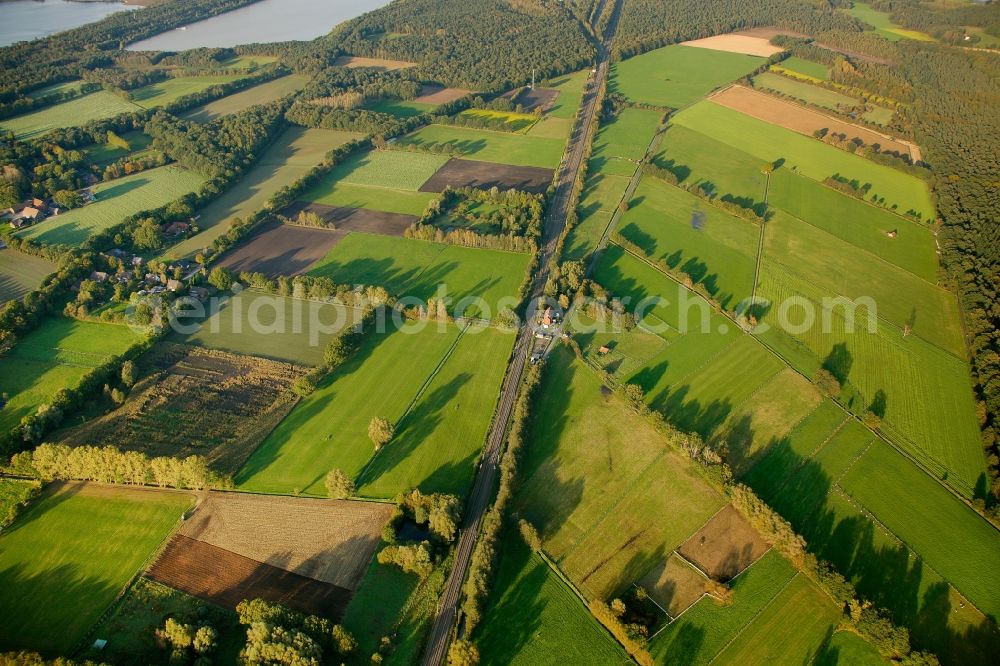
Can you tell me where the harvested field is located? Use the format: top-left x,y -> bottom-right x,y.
501,86 -> 560,112
147,535 -> 352,619
60,344 -> 306,475
333,55 -> 416,70
681,34 -> 785,57
178,493 -> 392,589
283,202 -> 417,236
216,220 -> 345,278
412,85 -> 473,104
678,505 -> 770,581
709,85 -> 919,160
639,554 -> 709,618
419,157 -> 553,194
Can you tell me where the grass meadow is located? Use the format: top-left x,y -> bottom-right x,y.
610,45 -> 764,109
307,232 -> 530,318
847,2 -> 935,41
364,97 -> 436,117
590,107 -> 663,174
458,108 -> 540,132
167,128 -> 359,258
303,180 -> 437,216
130,74 -> 246,109
0,247 -> 55,304
330,149 -> 449,190
516,348 -> 724,599
181,74 -> 310,122
236,322 -> 461,496
0,91 -> 139,140
617,176 -> 759,309
776,57 -> 830,80
542,68 -> 590,119
0,483 -> 191,654
711,574 -> 841,665
563,170 -> 631,261
396,124 -> 566,169
650,550 -> 797,665
20,166 -> 204,247
0,317 -> 141,435
476,531 -> 631,665
672,101 -> 935,219
357,325 -> 515,497
752,72 -> 860,112
172,291 -> 361,366
83,130 -> 154,167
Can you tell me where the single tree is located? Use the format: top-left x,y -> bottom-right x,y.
368,417 -> 394,450
812,368 -> 841,398
207,267 -> 233,291
121,360 -> 138,388
325,468 -> 355,499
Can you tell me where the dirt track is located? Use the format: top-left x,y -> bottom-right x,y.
419,158 -> 553,194
710,85 -> 919,159
216,220 -> 344,277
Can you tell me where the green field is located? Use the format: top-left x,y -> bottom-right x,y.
617,176 -> 758,309
0,247 -> 55,304
27,80 -> 86,99
130,74 -> 246,109
0,484 -> 191,654
357,325 -> 515,497
755,264 -> 985,496
308,232 -> 530,318
167,128 -> 359,258
563,170 -> 631,260
847,2 -> 935,41
236,322 -> 461,495
181,75 -> 310,122
777,56 -> 830,81
712,574 -> 842,665
172,291 -> 361,366
0,317 -> 142,435
591,107 -> 662,174
650,550 -> 797,665
763,210 -> 962,355
328,149 -> 449,190
840,441 -> 1000,620
672,101 -> 935,219
753,72 -> 860,112
517,347 -> 724,598
397,124 -> 566,168
862,105 -> 895,126
610,45 -> 764,109
476,532 -> 631,665
19,166 -> 204,247
83,130 -> 154,167
0,91 -> 140,140
768,168 -> 937,281
542,68 -> 590,119
302,180 -> 437,216
654,125 -> 767,205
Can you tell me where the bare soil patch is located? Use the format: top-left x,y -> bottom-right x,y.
60,345 -> 305,475
638,554 -> 708,618
681,34 -> 785,57
709,85 -> 918,159
178,492 -> 392,589
283,202 -> 417,236
413,85 -> 473,105
333,55 -> 416,71
678,505 -> 769,582
216,220 -> 345,278
501,86 -> 560,112
146,536 -> 352,618
419,157 -> 553,194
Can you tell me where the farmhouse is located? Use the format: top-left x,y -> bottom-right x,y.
166,279 -> 183,292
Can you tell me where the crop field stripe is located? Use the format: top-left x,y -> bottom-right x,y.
705,573 -> 801,664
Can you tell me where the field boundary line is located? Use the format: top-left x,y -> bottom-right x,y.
705,572 -> 800,665
735,401 -> 833,479
754,417 -> 850,501
831,435 -> 877,487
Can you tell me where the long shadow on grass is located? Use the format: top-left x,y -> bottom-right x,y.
739,430 -> 1000,665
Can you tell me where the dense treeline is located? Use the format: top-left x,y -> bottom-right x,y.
0,0 -> 264,97
146,101 -> 286,180
869,0 -> 1000,45
614,0 -> 861,57
284,102 -> 423,138
331,0 -> 595,90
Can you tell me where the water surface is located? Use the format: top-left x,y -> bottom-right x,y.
0,0 -> 138,47
127,0 -> 389,50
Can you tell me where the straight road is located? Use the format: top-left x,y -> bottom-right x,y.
419,2 -> 622,664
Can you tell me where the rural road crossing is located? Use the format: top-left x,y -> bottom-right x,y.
419,2 -> 622,663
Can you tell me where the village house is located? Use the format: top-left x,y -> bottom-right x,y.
166,279 -> 183,293
90,271 -> 109,283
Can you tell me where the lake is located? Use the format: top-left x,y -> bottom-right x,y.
127,0 -> 390,51
0,0 -> 139,47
